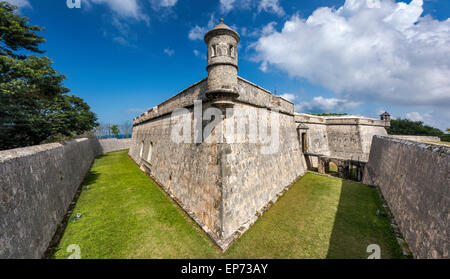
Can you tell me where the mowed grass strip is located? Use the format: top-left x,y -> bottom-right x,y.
53,150 -> 403,259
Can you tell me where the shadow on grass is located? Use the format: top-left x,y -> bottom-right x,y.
44,169 -> 101,258
326,180 -> 403,259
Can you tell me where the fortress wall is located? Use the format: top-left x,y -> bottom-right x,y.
358,125 -> 388,158
133,77 -> 294,127
237,77 -> 294,115
97,138 -> 132,154
129,79 -> 306,247
0,138 -> 131,259
221,103 -> 307,240
326,124 -> 364,159
363,136 -> 449,258
389,135 -> 441,142
134,79 -> 208,125
129,105 -> 223,240
295,114 -> 387,161
303,123 -> 330,156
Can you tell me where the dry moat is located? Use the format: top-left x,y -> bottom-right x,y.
51,150 -> 403,259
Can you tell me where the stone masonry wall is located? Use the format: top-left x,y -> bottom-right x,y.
98,138 -> 132,154
0,138 -> 131,259
129,77 -> 306,249
389,135 -> 441,142
295,114 -> 387,162
221,103 -> 306,241
363,136 -> 449,258
129,109 -> 222,240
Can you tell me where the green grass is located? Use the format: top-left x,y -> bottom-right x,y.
53,150 -> 403,259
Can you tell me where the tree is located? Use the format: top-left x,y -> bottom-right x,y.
0,3 -> 98,150
0,2 -> 45,59
310,113 -> 349,117
120,120 -> 133,138
110,125 -> 120,138
388,119 -> 443,137
447,128 -> 450,133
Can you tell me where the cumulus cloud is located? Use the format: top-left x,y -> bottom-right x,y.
4,0 -> 31,8
296,96 -> 361,113
252,0 -> 450,108
85,0 -> 149,23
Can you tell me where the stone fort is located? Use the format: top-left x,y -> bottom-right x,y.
1,20 -> 447,259
128,20 -> 389,249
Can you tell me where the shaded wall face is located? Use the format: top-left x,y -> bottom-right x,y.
129,107 -> 222,238
304,123 -> 330,155
358,126 -> 387,157
0,138 -> 130,259
363,136 -> 449,259
326,125 -> 364,159
221,103 -> 306,239
302,122 -> 387,161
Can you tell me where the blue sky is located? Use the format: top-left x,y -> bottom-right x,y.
7,0 -> 450,130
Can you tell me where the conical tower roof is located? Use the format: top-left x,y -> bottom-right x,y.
204,18 -> 240,43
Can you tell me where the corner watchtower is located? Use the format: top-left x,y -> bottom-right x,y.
380,111 -> 391,129
204,19 -> 240,108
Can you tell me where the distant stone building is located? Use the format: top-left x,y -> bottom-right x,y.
129,20 -> 389,249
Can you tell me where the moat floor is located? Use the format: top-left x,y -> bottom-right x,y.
52,150 -> 403,259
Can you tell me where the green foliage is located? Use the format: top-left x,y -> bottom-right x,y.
388,118 -> 443,136
0,2 -> 45,59
309,113 -> 349,116
110,125 -> 120,138
441,134 -> 450,142
0,3 -> 98,150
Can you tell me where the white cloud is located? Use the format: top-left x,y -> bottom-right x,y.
296,96 -> 361,113
164,47 -> 175,56
252,0 -> 450,108
85,0 -> 149,23
220,0 -> 253,13
189,26 -> 208,40
150,0 -> 178,10
404,111 -> 424,121
188,14 -> 217,40
4,0 -> 31,8
258,0 -> 285,16
193,49 -> 206,59
113,36 -> 132,46
220,0 -> 237,13
278,93 -> 296,102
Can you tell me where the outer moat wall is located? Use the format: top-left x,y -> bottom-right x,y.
363,136 -> 449,259
0,138 -> 131,259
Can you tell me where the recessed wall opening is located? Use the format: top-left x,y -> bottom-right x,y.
301,133 -> 307,153
139,141 -> 144,158
147,142 -> 153,162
